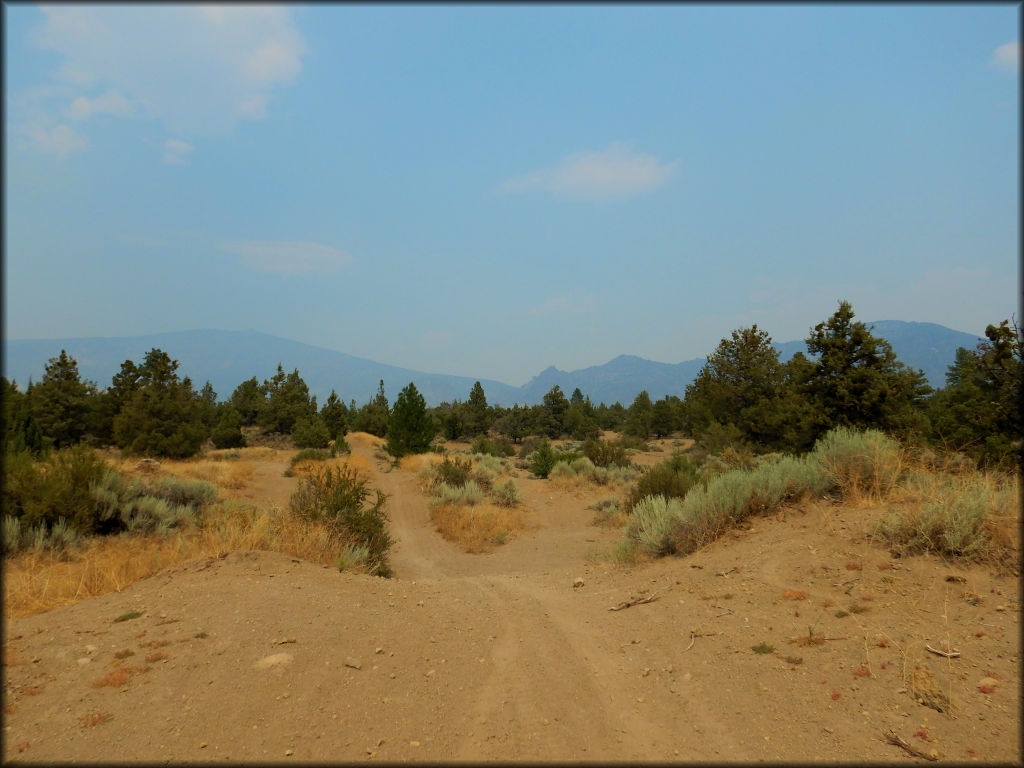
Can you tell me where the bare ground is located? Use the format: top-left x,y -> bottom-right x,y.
2,435 -> 1020,762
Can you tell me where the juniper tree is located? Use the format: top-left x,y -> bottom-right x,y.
385,382 -> 435,457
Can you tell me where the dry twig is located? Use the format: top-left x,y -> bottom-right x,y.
882,729 -> 938,761
925,644 -> 960,658
609,588 -> 666,612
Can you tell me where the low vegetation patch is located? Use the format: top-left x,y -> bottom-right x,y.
289,464 -> 393,577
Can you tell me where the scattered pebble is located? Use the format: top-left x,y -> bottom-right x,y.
344,657 -> 362,670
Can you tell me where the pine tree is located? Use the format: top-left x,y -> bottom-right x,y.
804,301 -> 931,439
30,350 -> 94,449
386,383 -> 435,457
112,349 -> 208,458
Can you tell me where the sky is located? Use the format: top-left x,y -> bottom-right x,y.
4,3 -> 1020,387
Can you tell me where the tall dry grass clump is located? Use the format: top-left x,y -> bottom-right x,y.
872,468 -> 1019,565
429,501 -> 528,553
810,427 -> 904,503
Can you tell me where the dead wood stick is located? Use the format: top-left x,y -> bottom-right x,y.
682,630 -> 718,652
925,644 -> 961,658
882,729 -> 937,761
715,567 -> 738,576
609,588 -> 666,611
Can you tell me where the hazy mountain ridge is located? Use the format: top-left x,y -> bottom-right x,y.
4,321 -> 984,408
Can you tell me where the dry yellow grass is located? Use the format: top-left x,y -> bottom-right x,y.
429,500 -> 531,554
2,502 -> 359,621
398,453 -> 443,473
289,452 -> 373,480
347,431 -> 385,450
165,459 -> 256,490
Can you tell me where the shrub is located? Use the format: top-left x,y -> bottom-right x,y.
146,476 -> 218,509
4,446 -> 110,539
871,473 -> 1018,562
569,457 -> 596,476
470,464 -> 498,493
471,434 -> 516,458
517,436 -> 541,459
491,478 -> 522,507
591,497 -> 627,527
624,453 -> 700,511
336,544 -> 370,572
289,465 -> 393,577
582,438 -> 630,468
548,461 -> 577,481
627,495 -> 684,557
292,415 -> 332,450
529,439 -> 557,478
433,455 -> 474,489
811,427 -> 903,500
431,480 -> 486,507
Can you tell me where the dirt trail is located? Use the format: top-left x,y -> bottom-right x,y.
2,439 -> 1020,763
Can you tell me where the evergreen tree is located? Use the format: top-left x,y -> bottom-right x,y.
230,376 -> 265,426
30,350 -> 94,448
494,403 -> 528,443
465,381 -> 491,436
292,414 -> 332,449
353,380 -> 390,437
927,319 -> 1022,467
319,390 -> 349,441
112,349 -> 208,458
386,382 -> 435,457
540,385 -> 570,438
804,301 -> 931,439
259,365 -> 314,434
624,390 -> 654,438
210,404 -> 247,449
2,378 -> 45,454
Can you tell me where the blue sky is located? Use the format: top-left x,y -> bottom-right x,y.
4,4 -> 1019,386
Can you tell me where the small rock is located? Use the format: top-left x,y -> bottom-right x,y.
255,653 -> 293,670
344,657 -> 362,670
200,742 -> 208,749
85,645 -> 98,655
410,741 -> 420,748
375,648 -> 384,655
573,577 -> 585,589
285,749 -> 294,757
425,669 -> 436,677
77,658 -> 91,666
979,676 -> 999,689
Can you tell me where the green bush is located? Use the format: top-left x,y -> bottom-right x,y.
3,446 -> 110,538
548,461 -> 577,480
431,480 -> 485,507
292,415 -> 332,449
810,427 -> 903,499
582,438 -> 631,468
146,476 -> 218,509
471,434 -> 516,458
870,473 -> 1017,562
529,439 -> 557,478
289,465 -> 393,577
491,478 -> 522,507
627,495 -> 684,557
624,453 -> 700,511
433,455 -> 474,489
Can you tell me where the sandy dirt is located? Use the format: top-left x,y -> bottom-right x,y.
2,435 -> 1020,763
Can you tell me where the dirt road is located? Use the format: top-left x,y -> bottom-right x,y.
2,439 -> 1020,762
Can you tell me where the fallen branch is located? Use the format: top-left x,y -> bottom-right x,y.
715,567 -> 738,577
925,644 -> 960,658
882,729 -> 938,761
609,588 -> 666,612
682,630 -> 718,652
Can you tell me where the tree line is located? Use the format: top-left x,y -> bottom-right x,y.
3,301 -> 1020,468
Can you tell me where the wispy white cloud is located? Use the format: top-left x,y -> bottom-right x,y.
498,142 -> 677,202
163,139 -> 194,165
221,241 -> 353,275
29,5 -> 306,138
528,294 -> 599,317
990,41 -> 1020,73
68,89 -> 135,120
20,123 -> 89,156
